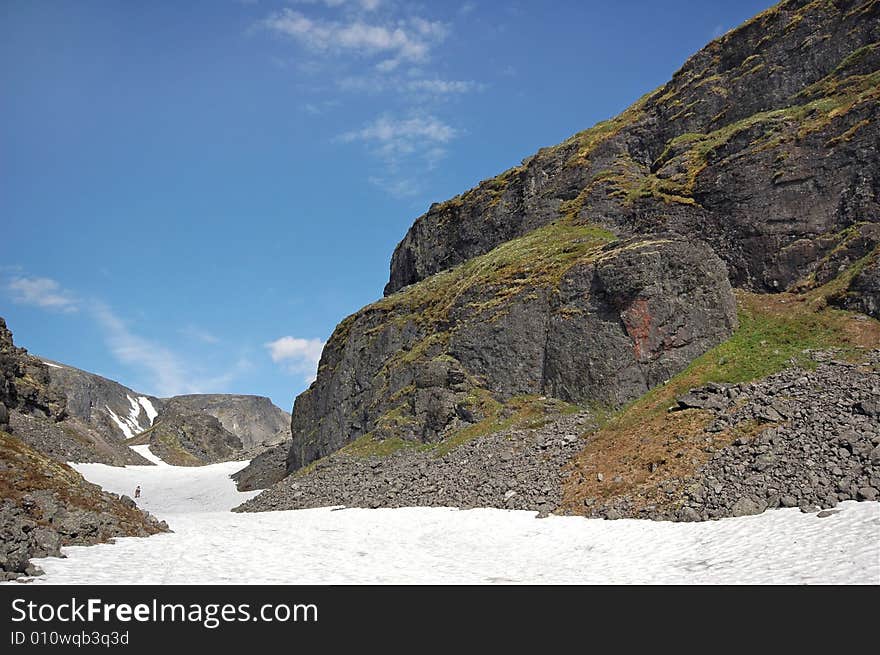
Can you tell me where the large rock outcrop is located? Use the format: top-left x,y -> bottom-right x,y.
280,1 -> 880,478
166,394 -> 289,449
38,358 -> 290,465
127,404 -> 243,466
0,430 -> 168,580
288,235 -> 737,471
385,0 -> 880,298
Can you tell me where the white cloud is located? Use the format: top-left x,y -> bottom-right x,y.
179,325 -> 221,344
339,113 -> 457,147
261,9 -> 448,64
367,175 -> 422,198
338,113 -> 458,196
290,0 -> 382,9
7,276 -> 79,313
93,303 -> 246,397
407,79 -> 480,95
266,336 -> 325,383
93,304 -> 195,396
339,113 -> 456,164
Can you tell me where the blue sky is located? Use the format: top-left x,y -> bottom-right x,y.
1,0 -> 774,410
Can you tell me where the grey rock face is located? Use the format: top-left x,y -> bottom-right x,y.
132,406 -> 242,466
0,430 -> 168,581
165,394 -> 289,449
232,441 -> 292,491
832,253 -> 880,319
42,360 -> 162,444
384,0 -> 880,304
288,237 -> 737,472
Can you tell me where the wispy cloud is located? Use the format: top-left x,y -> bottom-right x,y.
266,336 -> 325,383
179,324 -> 221,345
7,276 -> 79,313
261,9 -> 448,68
92,303 -> 240,397
290,0 -> 382,10
406,79 -> 481,95
5,272 -> 251,397
256,1 -> 473,199
338,113 -> 458,195
339,114 -> 457,147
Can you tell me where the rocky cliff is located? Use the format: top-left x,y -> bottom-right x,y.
386,0 -> 880,300
127,404 -> 243,466
289,234 -> 737,471
35,356 -> 290,465
0,319 -> 169,579
280,0 -> 880,482
166,394 -> 289,449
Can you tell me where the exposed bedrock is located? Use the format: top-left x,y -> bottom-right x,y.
288,236 -> 737,472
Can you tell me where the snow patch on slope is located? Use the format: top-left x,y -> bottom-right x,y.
16,457 -> 880,585
106,395 -> 150,439
41,361 -> 64,369
106,407 -> 135,439
129,445 -> 167,467
137,397 -> 158,425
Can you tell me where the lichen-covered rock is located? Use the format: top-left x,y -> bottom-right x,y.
129,405 -> 242,466
0,430 -> 168,580
166,394 -> 289,449
0,317 -> 66,421
232,441 -> 291,491
384,0 -> 880,307
287,235 -> 737,472
831,249 -> 880,318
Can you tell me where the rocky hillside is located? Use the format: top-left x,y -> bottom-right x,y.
284,0 -> 880,476
0,319 -> 170,580
35,354 -> 289,465
42,359 -> 161,442
127,405 -> 243,467
0,430 -> 168,580
1,318 -> 146,466
244,0 -> 880,515
386,0 -> 880,301
166,394 -> 289,449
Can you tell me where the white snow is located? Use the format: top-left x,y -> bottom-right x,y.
137,396 -> 158,425
105,407 -> 135,439
9,457 -> 879,585
41,361 -> 64,369
105,395 -> 149,439
129,444 -> 167,467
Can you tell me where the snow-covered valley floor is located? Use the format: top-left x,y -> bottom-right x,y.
14,448 -> 880,584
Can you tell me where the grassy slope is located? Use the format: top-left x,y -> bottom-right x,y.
560,280 -> 880,514
0,430 -> 161,533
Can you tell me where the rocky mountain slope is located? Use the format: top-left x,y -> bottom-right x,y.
0,430 -> 169,580
33,353 -> 289,466
167,394 -> 289,449
283,0 -> 879,475
385,0 -> 880,300
0,319 -> 169,579
126,405 -> 243,467
239,0 -> 880,514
